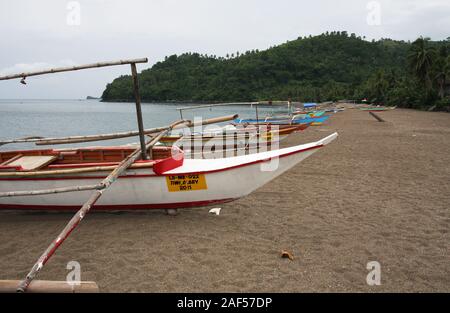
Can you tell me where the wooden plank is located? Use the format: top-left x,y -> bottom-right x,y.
6,155 -> 57,171
0,154 -> 23,166
0,280 -> 99,293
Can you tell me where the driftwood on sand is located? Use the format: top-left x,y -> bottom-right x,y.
0,280 -> 99,293
369,111 -> 386,122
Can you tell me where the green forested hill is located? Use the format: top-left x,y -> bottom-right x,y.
102,32 -> 449,110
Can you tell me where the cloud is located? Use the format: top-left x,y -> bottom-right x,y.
0,0 -> 449,98
0,59 -> 77,76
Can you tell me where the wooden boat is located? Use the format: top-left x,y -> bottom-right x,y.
156,125 -> 303,149
231,123 -> 310,131
0,132 -> 338,211
0,58 -> 339,291
262,110 -> 326,120
291,110 -> 326,118
359,106 -> 396,111
234,116 -> 329,125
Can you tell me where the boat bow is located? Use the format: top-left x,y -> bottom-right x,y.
163,132 -> 338,175
0,133 -> 338,210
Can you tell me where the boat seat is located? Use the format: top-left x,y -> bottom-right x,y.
0,155 -> 58,171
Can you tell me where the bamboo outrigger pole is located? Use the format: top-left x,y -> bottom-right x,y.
0,58 -> 148,81
0,114 -> 238,146
16,120 -> 187,293
130,62 -> 148,159
177,102 -> 260,110
0,183 -> 103,198
0,162 -> 155,178
0,280 -> 99,293
176,101 -> 260,123
0,58 -> 150,159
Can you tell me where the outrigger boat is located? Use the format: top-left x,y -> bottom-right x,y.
156,124 -> 305,151
230,122 -> 310,129
234,115 -> 330,125
359,106 -> 396,111
0,58 -> 339,293
259,111 -> 325,121
0,132 -> 337,210
291,110 -> 326,118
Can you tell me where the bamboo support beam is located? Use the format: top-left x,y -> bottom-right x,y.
0,162 -> 154,178
177,102 -> 259,111
175,101 -> 301,112
17,120 -> 187,292
0,58 -> 148,81
0,136 -> 44,147
0,114 -> 238,146
0,57 -> 150,160
0,183 -> 103,198
369,111 -> 385,122
130,62 -> 148,160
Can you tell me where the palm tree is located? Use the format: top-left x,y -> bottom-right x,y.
372,70 -> 389,104
407,37 -> 436,92
434,46 -> 449,99
434,56 -> 449,99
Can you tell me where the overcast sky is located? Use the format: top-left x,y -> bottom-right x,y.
0,0 -> 449,99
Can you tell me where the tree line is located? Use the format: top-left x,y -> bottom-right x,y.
101,32 -> 449,111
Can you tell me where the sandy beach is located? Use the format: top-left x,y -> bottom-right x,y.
0,108 -> 449,292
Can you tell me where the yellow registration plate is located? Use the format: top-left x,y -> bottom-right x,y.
166,174 -> 207,192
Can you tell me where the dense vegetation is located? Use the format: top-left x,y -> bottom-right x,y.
102,32 -> 450,111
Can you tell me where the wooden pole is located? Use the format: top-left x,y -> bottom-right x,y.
0,136 -> 44,147
0,183 -> 102,198
16,120 -> 186,292
0,162 -> 154,178
0,114 -> 238,146
255,103 -> 259,122
177,102 -> 259,112
0,280 -> 99,293
130,63 -> 148,160
369,111 -> 385,122
0,58 -> 148,81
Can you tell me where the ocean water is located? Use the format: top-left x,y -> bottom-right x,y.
0,99 -> 289,151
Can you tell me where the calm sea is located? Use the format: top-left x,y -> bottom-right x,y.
0,99 -> 288,151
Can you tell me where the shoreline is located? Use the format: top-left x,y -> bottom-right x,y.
0,108 -> 448,292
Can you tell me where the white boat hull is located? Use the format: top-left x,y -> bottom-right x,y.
0,133 -> 338,210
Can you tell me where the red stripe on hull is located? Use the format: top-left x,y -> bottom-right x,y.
0,198 -> 237,211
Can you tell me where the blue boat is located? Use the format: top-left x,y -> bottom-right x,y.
234,116 -> 329,125
303,102 -> 318,109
